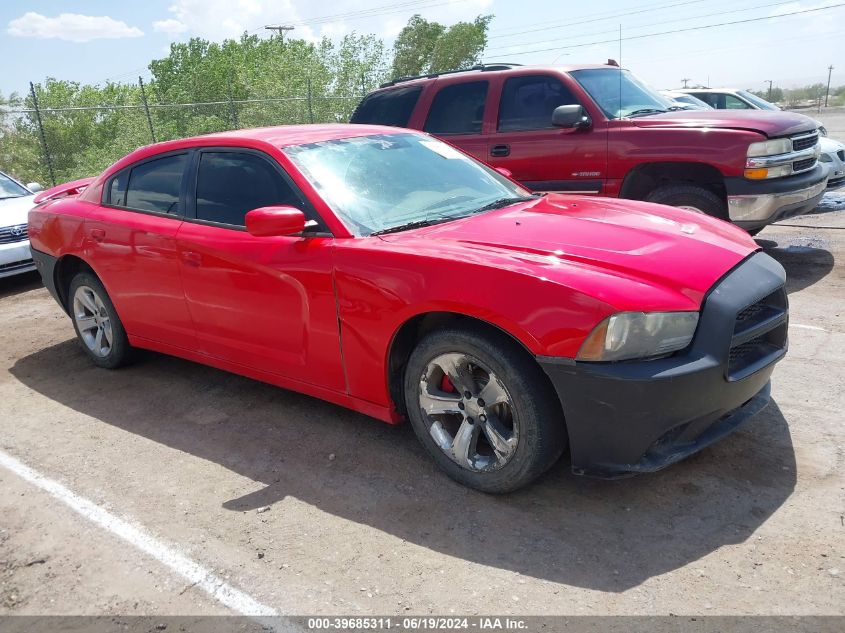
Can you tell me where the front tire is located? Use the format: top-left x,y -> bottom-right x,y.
403,327 -> 566,493
68,272 -> 133,369
646,184 -> 727,219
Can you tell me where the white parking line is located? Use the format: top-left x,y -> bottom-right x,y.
790,323 -> 828,332
0,448 -> 278,618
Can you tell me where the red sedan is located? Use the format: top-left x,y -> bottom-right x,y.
28,125 -> 788,492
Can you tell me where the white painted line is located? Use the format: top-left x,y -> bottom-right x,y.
790,323 -> 828,332
0,449 -> 278,617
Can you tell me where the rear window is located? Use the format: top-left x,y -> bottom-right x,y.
350,86 -> 422,127
424,81 -> 488,135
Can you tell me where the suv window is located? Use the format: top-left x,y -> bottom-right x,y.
195,152 -> 300,227
724,94 -> 752,109
350,86 -> 422,127
424,81 -> 488,135
498,75 -> 578,131
123,153 -> 188,214
690,92 -> 717,108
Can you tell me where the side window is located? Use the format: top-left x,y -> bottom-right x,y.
694,93 -> 719,108
423,81 -> 488,135
124,154 -> 188,214
498,75 -> 579,132
195,152 -> 300,227
725,94 -> 752,109
350,87 -> 422,127
107,170 -> 128,207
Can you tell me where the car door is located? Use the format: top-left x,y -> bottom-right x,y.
84,151 -> 196,348
176,148 -> 344,391
488,74 -> 608,194
421,80 -> 490,161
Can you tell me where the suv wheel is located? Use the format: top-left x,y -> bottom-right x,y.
69,272 -> 133,369
403,327 -> 566,493
646,184 -> 727,219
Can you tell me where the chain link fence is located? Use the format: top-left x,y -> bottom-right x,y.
0,77 -> 367,188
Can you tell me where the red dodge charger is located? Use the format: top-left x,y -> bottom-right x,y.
28,125 -> 788,492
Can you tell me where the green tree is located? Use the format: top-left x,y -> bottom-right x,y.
391,14 -> 492,79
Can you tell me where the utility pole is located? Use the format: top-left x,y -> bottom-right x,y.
765,79 -> 773,100
265,25 -> 294,41
825,65 -> 834,107
681,78 -> 690,88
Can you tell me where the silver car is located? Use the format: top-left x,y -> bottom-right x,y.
820,137 -> 845,190
0,171 -> 42,279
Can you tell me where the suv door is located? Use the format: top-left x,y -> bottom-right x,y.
422,80 -> 490,161
176,148 -> 344,391
88,152 -> 195,348
488,74 -> 608,194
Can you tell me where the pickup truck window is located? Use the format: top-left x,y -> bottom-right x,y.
725,94 -> 753,109
424,81 -> 488,135
571,68 -> 669,119
498,75 -> 578,132
350,86 -> 422,127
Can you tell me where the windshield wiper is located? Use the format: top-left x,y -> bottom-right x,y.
627,108 -> 668,118
371,218 -> 448,236
470,196 -> 537,214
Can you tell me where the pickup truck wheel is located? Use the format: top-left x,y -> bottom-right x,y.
404,327 -> 566,493
645,184 -> 727,219
69,272 -> 133,369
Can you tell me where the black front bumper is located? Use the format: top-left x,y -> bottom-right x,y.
539,251 -> 788,478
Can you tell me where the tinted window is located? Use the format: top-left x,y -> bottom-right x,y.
424,81 -> 488,135
499,75 -> 578,131
107,170 -> 128,206
350,87 -> 422,127
725,94 -> 752,109
691,93 -> 719,108
124,154 -> 188,214
195,152 -> 300,227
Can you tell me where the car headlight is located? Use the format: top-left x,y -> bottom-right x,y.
576,311 -> 699,362
819,126 -> 828,137
747,138 -> 792,157
819,152 -> 832,163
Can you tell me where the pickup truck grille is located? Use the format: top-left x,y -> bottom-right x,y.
791,132 -> 818,152
727,287 -> 788,381
0,224 -> 29,244
792,157 -> 816,173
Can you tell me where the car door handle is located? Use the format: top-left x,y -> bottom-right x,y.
182,251 -> 202,267
90,228 -> 105,242
490,144 -> 510,157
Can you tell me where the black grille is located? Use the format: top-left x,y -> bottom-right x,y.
728,287 -> 788,381
0,258 -> 34,272
791,133 -> 818,152
792,157 -> 816,173
0,224 -> 28,244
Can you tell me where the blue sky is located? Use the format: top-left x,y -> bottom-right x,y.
0,0 -> 840,98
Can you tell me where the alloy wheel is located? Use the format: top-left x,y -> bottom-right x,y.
73,285 -> 113,358
418,352 -> 518,472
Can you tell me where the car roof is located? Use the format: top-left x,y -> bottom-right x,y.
374,63 -> 618,91
196,123 -> 405,147
679,88 -> 743,93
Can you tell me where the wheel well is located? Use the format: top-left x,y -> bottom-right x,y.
619,162 -> 726,202
54,255 -> 95,311
386,312 -> 555,419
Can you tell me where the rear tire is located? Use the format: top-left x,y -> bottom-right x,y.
646,184 -> 727,219
68,272 -> 133,369
403,326 -> 566,493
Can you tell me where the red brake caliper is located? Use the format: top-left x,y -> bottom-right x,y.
440,374 -> 456,393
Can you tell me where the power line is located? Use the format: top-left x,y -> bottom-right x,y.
485,0 -> 796,54
482,3 -> 845,59
487,0 -> 709,40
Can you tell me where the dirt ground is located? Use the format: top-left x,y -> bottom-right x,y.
0,201 -> 843,618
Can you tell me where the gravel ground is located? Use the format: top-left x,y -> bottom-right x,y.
0,200 -> 843,618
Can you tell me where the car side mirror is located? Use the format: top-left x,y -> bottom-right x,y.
245,206 -> 307,237
27,182 -> 44,193
494,167 -> 513,179
552,105 -> 592,129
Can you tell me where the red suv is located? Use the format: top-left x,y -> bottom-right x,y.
351,63 -> 827,234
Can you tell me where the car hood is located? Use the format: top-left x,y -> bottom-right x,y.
630,109 -> 818,138
381,195 -> 758,309
820,136 -> 845,152
0,194 -> 36,227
